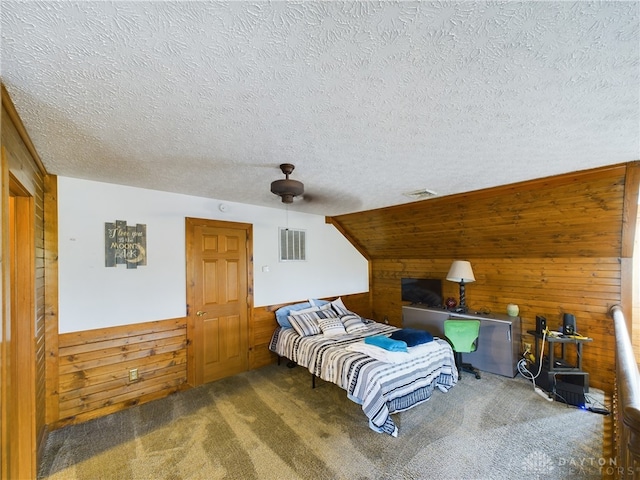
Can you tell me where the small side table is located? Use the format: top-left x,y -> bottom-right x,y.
526,330 -> 592,395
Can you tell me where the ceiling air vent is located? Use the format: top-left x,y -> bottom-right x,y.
403,188 -> 438,200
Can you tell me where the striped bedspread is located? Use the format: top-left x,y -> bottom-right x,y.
269,322 -> 458,436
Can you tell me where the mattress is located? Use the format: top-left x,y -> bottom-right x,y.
269,321 -> 458,436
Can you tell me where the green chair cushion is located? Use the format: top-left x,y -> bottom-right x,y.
444,319 -> 480,353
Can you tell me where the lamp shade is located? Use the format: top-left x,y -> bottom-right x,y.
446,260 -> 476,283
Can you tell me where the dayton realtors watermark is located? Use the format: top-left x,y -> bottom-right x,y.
522,451 -> 638,477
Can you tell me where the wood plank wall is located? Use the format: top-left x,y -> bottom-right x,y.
329,164 -> 636,393
54,318 -> 188,428
251,307 -> 280,369
44,175 -> 59,426
369,257 -> 617,392
330,166 -> 626,260
1,86 -> 47,479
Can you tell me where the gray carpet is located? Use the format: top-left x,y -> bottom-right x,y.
39,363 -> 606,480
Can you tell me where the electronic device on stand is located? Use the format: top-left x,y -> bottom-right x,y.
526,312 -> 592,407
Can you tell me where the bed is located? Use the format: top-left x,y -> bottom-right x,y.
268,298 -> 458,437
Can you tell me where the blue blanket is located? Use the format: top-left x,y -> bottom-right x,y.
389,328 -> 433,347
364,335 -> 408,352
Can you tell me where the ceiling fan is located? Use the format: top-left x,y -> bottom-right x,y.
270,163 -> 304,204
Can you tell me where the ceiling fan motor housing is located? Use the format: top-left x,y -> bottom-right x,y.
271,163 -> 304,203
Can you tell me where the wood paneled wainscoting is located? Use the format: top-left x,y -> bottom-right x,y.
54,318 -> 188,428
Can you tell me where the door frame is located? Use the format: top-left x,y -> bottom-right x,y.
1,161 -> 36,479
184,217 -> 253,386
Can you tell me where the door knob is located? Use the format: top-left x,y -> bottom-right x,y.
196,311 -> 207,316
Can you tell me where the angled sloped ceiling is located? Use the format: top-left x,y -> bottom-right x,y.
327,164 -> 627,260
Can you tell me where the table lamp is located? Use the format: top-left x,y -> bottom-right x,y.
446,260 -> 475,312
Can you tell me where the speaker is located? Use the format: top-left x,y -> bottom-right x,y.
536,315 -> 547,334
563,313 -> 576,335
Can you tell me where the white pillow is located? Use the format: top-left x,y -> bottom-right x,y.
295,306 -> 321,314
297,303 -> 332,314
331,297 -> 352,316
318,317 -> 347,336
308,298 -> 331,308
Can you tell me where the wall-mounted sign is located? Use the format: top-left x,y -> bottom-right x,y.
105,220 -> 147,269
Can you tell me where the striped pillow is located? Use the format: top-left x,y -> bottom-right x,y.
330,297 -> 355,316
288,309 -> 338,336
340,314 -> 368,333
288,312 -> 322,336
318,317 -> 347,336
316,305 -> 339,317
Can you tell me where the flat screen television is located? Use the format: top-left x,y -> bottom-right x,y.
401,278 -> 443,307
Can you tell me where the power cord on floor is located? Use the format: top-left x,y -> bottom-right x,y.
584,393 -> 611,415
518,329 -> 552,401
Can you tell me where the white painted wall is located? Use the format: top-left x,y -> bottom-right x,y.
58,177 -> 368,333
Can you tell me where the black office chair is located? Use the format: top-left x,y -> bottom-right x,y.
444,319 -> 481,379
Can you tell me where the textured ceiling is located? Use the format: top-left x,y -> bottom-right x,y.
1,1 -> 639,216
